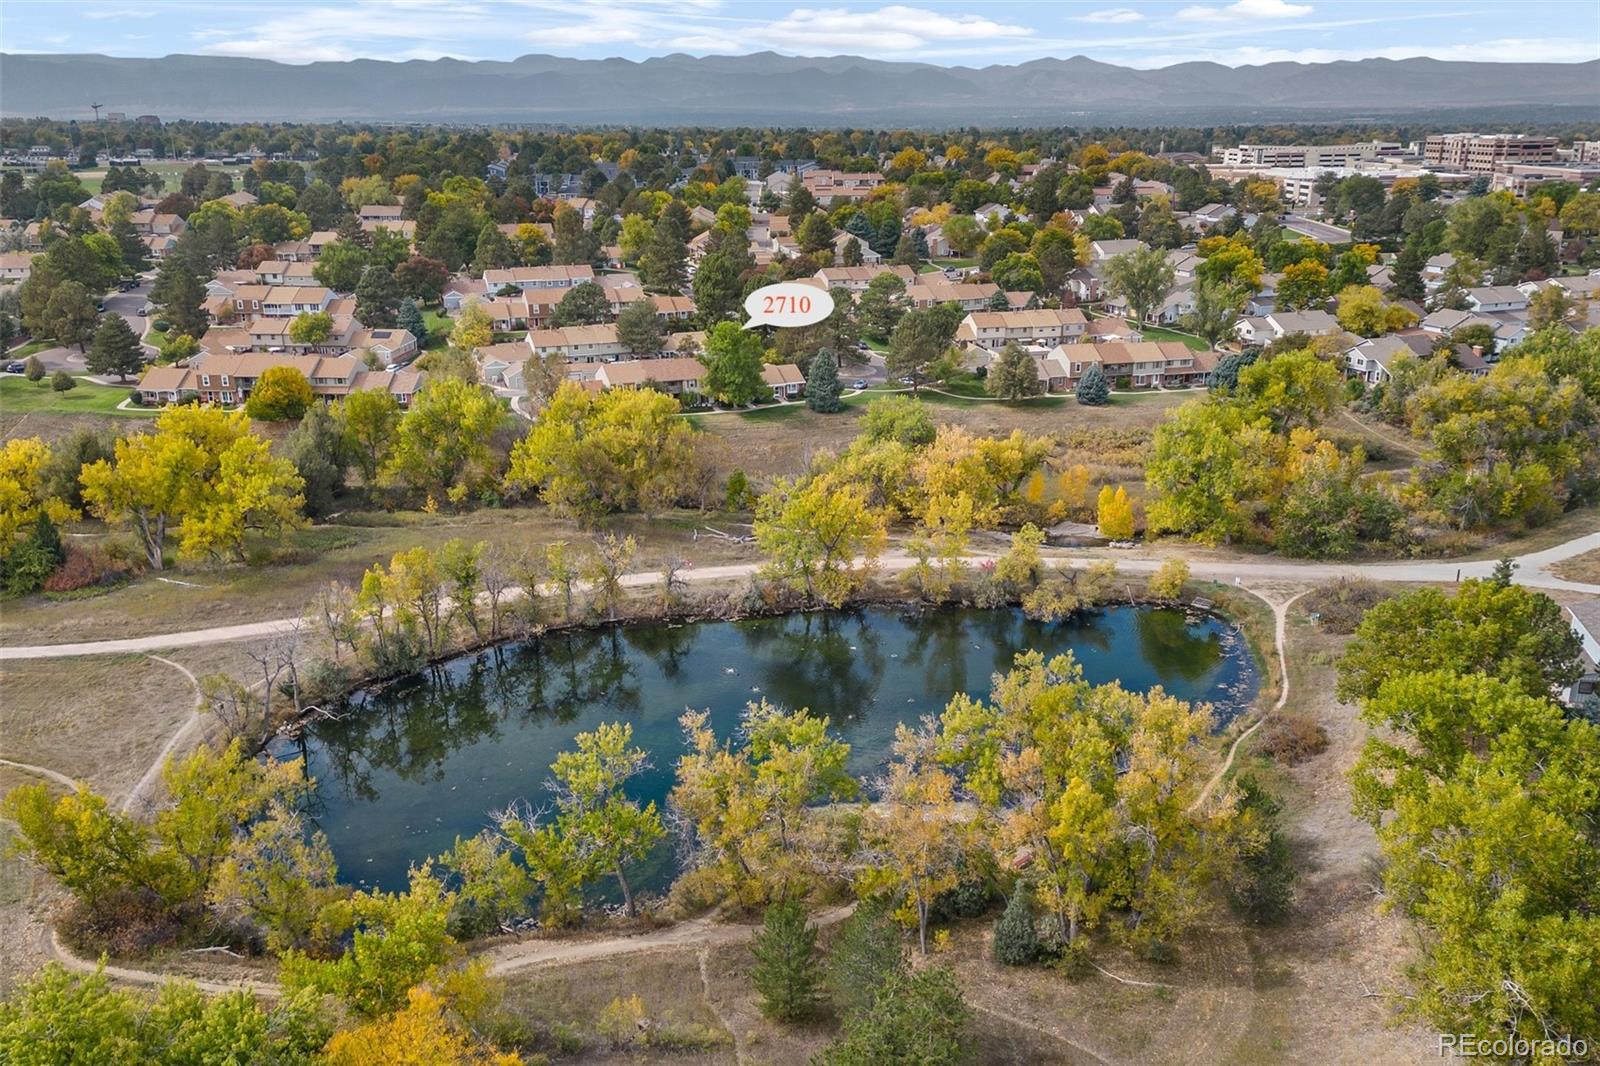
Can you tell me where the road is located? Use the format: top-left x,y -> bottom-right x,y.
2,530 -> 1596,660
3,274 -> 154,373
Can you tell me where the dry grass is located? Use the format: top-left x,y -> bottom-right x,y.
0,654 -> 196,802
1552,546 -> 1600,585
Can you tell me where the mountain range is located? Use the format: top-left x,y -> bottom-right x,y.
3,52 -> 1596,126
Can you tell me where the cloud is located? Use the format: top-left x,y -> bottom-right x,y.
762,5 -> 1030,52
84,7 -> 162,18
1130,36 -> 1598,68
1177,0 -> 1313,22
1077,8 -> 1144,23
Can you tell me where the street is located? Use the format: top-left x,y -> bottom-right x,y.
4,274 -> 154,373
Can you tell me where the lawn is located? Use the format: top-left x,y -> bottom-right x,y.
422,309 -> 452,349
4,340 -> 51,360
0,374 -> 149,417
1134,324 -> 1212,351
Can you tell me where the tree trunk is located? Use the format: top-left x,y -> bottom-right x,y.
616,864 -> 635,917
917,899 -> 929,955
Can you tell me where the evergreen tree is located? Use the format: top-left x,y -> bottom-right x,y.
286,403 -> 348,518
987,342 -> 1043,400
824,900 -> 906,1017
615,297 -> 665,354
109,219 -> 149,275
986,288 -> 1010,311
551,281 -> 610,327
1206,349 -> 1257,392
86,312 -> 143,381
890,229 -> 920,266
396,298 -> 427,344
992,880 -> 1041,965
354,265 -> 401,328
1389,236 -> 1426,303
1227,776 -> 1295,925
471,222 -> 514,273
817,967 -> 972,1066
750,899 -> 823,1022
642,200 -> 691,293
806,347 -> 843,412
1074,362 -> 1109,406
841,237 -> 864,266
152,257 -> 208,339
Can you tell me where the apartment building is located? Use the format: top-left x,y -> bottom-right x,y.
955,308 -> 1088,350
1423,133 -> 1559,173
135,352 -> 423,407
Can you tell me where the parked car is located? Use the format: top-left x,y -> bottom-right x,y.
852,379 -> 868,389
137,305 -> 150,316
4,361 -> 26,374
95,302 -> 106,312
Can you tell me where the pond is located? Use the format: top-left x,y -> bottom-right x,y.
286,605 -> 1259,893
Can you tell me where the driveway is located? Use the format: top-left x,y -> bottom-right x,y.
3,276 -> 154,372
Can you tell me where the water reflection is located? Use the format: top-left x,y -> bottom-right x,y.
297,605 -> 1257,891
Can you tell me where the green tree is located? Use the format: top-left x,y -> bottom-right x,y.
754,474 -> 886,606
806,347 -> 843,412
546,722 -> 663,917
856,271 -> 907,339
750,899 -> 823,1022
824,900 -> 907,1016
1145,398 -> 1278,545
817,966 -> 972,1066
615,296 -> 665,354
339,389 -> 402,485
641,199 -> 690,292
1276,260 -> 1329,310
43,280 -> 98,351
986,342 -> 1042,400
1235,348 -> 1341,431
551,280 -> 610,327
1103,246 -> 1175,325
692,250 -> 743,323
396,297 -> 427,344
383,378 -> 503,505
354,264 -> 402,328
992,880 -> 1041,965
50,370 -> 76,392
1074,362 -> 1109,405
1181,279 -> 1247,348
886,307 -> 950,391
86,313 -> 143,381
860,394 -> 935,446
288,310 -> 334,346
286,402 -> 349,518
701,320 -> 766,405
312,240 -> 370,293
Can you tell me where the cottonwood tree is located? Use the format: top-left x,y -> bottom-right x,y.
1103,246 -> 1175,325
382,378 -> 503,506
753,475 -> 886,607
546,722 -> 663,917
987,342 -> 1043,400
581,532 -> 637,622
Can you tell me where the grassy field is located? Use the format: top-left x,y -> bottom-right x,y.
422,309 -> 452,349
0,375 -> 149,417
1552,546 -> 1600,584
4,341 -> 52,361
74,160 -> 251,196
1134,324 -> 1212,351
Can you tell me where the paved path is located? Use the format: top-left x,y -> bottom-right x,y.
3,531 -> 1596,661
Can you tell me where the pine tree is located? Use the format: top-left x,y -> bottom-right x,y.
992,881 -> 1041,966
354,265 -> 401,328
841,237 -> 864,266
153,259 -> 208,339
824,900 -> 906,1017
1389,236 -> 1426,303
890,229 -> 919,266
86,313 -> 144,381
1074,362 -> 1109,406
987,342 -> 1043,400
397,298 -> 427,344
806,348 -> 843,412
986,288 -> 1010,311
750,900 -> 823,1022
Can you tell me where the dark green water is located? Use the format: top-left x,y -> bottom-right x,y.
290,605 -> 1257,892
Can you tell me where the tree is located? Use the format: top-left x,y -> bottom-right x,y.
551,281 -> 609,327
856,271 -> 907,339
80,406 -> 305,569
1235,348 -> 1342,431
750,899 -> 823,1022
1074,361 -> 1109,405
1181,279 -> 1246,348
470,222 -> 514,273
937,652 -> 1227,954
1527,285 -> 1574,332
992,880 -> 1041,965
287,402 -> 349,518
506,382 -> 701,522
641,200 -> 690,292
1096,484 -> 1135,539
323,985 -> 516,1066
1277,260 -> 1329,311
152,258 -> 208,339
340,389 -> 402,484
1103,246 -> 1175,325
1336,580 -> 1583,705
43,281 -> 97,351
886,308 -> 950,391
289,310 -> 334,346
806,347 -> 843,412
354,264 -> 402,328
544,722 -> 663,917
448,300 -> 493,352
312,240 -> 370,293
824,901 -> 907,1016
754,475 -> 886,606
614,297 -> 664,354
383,379 -> 503,504
245,365 -> 314,421
396,297 -> 427,344
1147,558 -> 1189,600
50,370 -> 75,392
986,342 -> 1042,400
692,250 -> 742,322
817,966 -> 972,1066
857,724 -> 966,954
395,255 -> 449,305
701,320 -> 765,406
1335,284 -> 1417,337
86,313 -> 142,381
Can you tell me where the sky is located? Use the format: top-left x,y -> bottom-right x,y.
4,0 -> 1597,68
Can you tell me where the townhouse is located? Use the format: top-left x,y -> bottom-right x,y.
136,352 -> 423,407
526,324 -> 631,364
904,279 -> 1002,311
813,264 -> 917,294
0,251 -> 33,284
483,264 -> 595,294
1037,341 -> 1218,391
955,308 -> 1088,351
1234,310 -> 1341,345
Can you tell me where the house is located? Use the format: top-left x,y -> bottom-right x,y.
594,357 -> 706,395
923,225 -> 953,258
358,204 -> 403,222
254,286 -> 334,317
1235,310 -> 1341,343
0,252 -> 34,283
483,265 -> 595,294
651,295 -> 697,321
253,260 -> 318,286
973,203 -> 1009,226
1420,307 -> 1497,337
813,264 -> 917,295
1462,286 -> 1529,313
129,210 -> 186,236
1185,203 -> 1236,232
1421,253 -> 1458,291
1084,316 -> 1143,343
525,324 -> 629,365
361,218 -> 416,241
218,190 -> 258,209
832,231 -> 882,265
904,279 -> 1001,311
1089,239 -> 1148,262
800,170 -> 884,204
761,363 -> 806,400
1343,334 -> 1416,385
955,308 -> 1088,350
135,352 -> 424,407
1041,341 -> 1218,391
442,277 -> 490,311
1104,283 -> 1198,326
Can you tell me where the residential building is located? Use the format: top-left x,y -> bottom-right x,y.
526,324 -> 630,364
813,264 -> 917,294
1423,133 -> 1559,173
135,352 -> 423,407
1217,142 -> 1404,168
1040,341 -> 1218,390
955,308 -> 1088,350
483,265 -> 595,293
904,279 -> 1001,310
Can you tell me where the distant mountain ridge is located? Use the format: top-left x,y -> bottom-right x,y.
2,51 -> 1595,125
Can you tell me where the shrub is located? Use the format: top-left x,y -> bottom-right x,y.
992,881 -> 1040,965
824,900 -> 906,1017
1227,776 -> 1296,924
152,319 -> 171,332
1301,578 -> 1391,634
41,545 -> 133,594
1256,712 -> 1330,765
50,370 -> 76,392
23,355 -> 45,381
